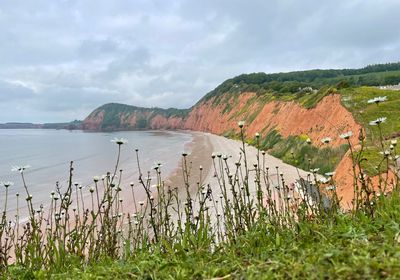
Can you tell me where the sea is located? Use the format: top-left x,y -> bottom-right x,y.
0,129 -> 193,215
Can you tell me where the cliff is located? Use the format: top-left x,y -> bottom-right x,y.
82,63 -> 400,206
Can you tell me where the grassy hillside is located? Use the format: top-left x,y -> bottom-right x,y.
201,62 -> 400,103
340,87 -> 400,175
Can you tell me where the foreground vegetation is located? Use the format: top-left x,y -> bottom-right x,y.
13,191 -> 400,279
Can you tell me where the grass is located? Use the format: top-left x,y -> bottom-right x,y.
341,86 -> 400,175
7,190 -> 400,279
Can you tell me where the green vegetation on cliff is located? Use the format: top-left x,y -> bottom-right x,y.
202,62 -> 400,102
340,87 -> 400,175
90,103 -> 189,131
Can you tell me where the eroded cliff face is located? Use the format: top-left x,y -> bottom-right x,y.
184,93 -> 361,147
82,108 -> 185,131
83,93 -> 360,147
82,93 -> 362,205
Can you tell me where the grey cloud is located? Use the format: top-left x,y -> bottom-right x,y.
0,0 -> 399,122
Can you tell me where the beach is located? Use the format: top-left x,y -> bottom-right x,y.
163,131 -> 313,220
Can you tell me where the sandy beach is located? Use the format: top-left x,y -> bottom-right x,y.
163,131 -> 314,220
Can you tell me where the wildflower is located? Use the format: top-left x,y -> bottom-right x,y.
255,132 -> 260,138
26,195 -> 33,201
379,150 -> 390,157
1,181 -> 14,188
222,154 -> 228,160
182,152 -> 188,157
238,121 -> 245,128
310,168 -> 319,173
391,139 -> 397,146
369,117 -> 387,126
319,177 -> 330,184
325,172 -> 335,177
139,201 -> 145,206
199,165 -> 203,170
111,138 -> 128,145
11,165 -> 31,173
93,176 -> 99,182
306,138 -> 312,144
340,131 -> 353,140
367,96 -> 387,105
211,152 -> 216,159
89,187 -> 94,193
390,144 -> 395,150
321,137 -> 332,144
325,185 -> 336,191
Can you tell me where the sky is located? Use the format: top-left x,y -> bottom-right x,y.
0,0 -> 399,123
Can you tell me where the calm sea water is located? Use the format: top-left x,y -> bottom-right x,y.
0,129 -> 192,213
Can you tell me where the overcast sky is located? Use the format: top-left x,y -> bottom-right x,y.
0,0 -> 399,122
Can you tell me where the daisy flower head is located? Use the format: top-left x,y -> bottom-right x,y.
340,131 -> 353,140
319,177 -> 330,184
379,150 -> 390,157
325,185 -> 336,191
11,165 -> 31,173
111,138 -> 128,145
321,137 -> 332,144
369,117 -> 387,126
238,121 -> 245,128
367,96 -> 387,105
1,181 -> 14,188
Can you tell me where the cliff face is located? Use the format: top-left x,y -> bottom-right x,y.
82,92 -> 363,206
184,93 -> 360,147
83,93 -> 360,147
81,103 -> 187,131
